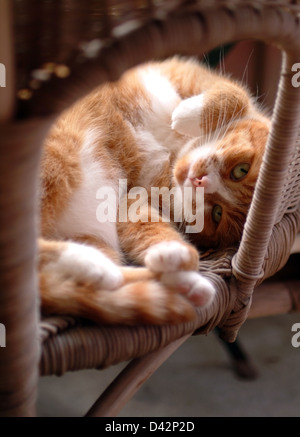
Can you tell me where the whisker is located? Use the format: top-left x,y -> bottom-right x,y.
241,49 -> 254,85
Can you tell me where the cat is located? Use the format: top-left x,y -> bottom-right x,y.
38,56 -> 270,325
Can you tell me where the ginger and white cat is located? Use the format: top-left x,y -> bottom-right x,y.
39,57 -> 270,325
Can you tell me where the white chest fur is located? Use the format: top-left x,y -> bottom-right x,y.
55,129 -> 122,252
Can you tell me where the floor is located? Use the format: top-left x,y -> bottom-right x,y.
37,311 -> 300,417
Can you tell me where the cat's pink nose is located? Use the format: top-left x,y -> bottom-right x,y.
191,175 -> 210,188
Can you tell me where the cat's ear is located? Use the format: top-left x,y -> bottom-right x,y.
172,82 -> 250,138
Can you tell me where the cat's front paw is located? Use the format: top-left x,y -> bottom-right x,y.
171,94 -> 205,137
57,242 -> 123,290
161,270 -> 215,307
144,241 -> 199,273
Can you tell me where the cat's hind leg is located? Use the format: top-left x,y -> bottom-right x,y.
171,82 -> 250,137
38,238 -> 198,325
39,237 -> 124,291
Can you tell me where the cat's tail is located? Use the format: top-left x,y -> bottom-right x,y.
40,271 -> 197,325
38,238 -> 198,325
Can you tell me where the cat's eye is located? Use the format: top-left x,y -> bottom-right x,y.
230,163 -> 250,181
212,205 -> 222,224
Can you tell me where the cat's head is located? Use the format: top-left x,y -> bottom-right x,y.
173,119 -> 270,249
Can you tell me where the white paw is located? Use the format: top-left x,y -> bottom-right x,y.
57,242 -> 123,290
161,271 -> 215,307
144,241 -> 192,273
171,94 -> 205,137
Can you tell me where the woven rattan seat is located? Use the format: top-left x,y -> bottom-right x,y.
0,0 -> 300,416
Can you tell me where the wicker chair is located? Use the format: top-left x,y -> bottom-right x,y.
0,0 -> 299,417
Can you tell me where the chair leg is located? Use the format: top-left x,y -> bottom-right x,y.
85,334 -> 192,417
0,119 -> 52,416
215,327 -> 258,379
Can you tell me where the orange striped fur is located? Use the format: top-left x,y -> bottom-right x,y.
39,57 -> 270,324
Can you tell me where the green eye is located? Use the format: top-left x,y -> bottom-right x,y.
212,205 -> 222,224
231,163 -> 250,181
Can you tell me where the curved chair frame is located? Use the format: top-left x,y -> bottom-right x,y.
0,0 -> 300,416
